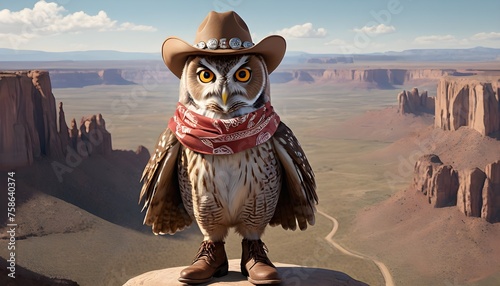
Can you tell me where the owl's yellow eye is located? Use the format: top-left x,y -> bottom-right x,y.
234,68 -> 251,82
198,69 -> 215,83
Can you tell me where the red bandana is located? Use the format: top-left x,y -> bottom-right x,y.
168,102 -> 280,155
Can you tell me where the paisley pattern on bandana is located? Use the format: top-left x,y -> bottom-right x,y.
168,102 -> 280,155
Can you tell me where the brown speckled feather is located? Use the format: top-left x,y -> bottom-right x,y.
139,127 -> 192,235
270,122 -> 318,231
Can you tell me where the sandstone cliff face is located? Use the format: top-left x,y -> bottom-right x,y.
482,160 -> 500,222
321,69 -> 403,87
435,76 -> 500,136
269,68 -> 454,86
457,168 -> 486,217
398,87 -> 435,115
404,69 -> 453,82
412,154 -> 458,207
50,69 -> 136,88
412,155 -> 500,222
0,71 -> 63,169
0,71 -> 112,170
98,69 -> 135,85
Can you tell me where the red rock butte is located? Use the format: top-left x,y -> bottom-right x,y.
0,70 -> 112,170
435,75 -> 500,136
409,75 -> 500,223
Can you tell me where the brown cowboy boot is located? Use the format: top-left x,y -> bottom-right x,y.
178,240 -> 228,284
241,239 -> 281,285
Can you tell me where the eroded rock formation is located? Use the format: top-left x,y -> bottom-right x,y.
435,76 -> 500,136
482,160 -> 500,222
269,68 -> 454,86
78,114 -> 112,156
0,71 -> 113,170
321,69 -> 406,87
58,102 -> 70,154
0,71 -> 63,169
412,154 -> 458,207
98,69 -> 135,85
397,87 -> 435,115
412,155 -> 500,222
50,69 -> 136,88
457,168 -> 486,217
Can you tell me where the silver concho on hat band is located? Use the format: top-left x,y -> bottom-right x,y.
242,41 -> 254,48
219,38 -> 228,49
194,37 -> 254,50
229,37 -> 242,49
206,38 -> 218,50
195,41 -> 206,49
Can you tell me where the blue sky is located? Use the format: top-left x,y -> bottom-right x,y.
1,0 -> 499,54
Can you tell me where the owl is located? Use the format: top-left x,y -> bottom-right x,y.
139,11 -> 317,285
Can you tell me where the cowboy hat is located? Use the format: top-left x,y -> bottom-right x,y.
162,11 -> 286,78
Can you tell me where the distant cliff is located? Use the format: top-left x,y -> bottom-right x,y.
306,56 -> 354,64
270,68 -> 453,87
46,67 -> 457,88
412,154 -> 500,223
435,76 -> 500,136
50,69 -> 136,88
0,71 -> 112,170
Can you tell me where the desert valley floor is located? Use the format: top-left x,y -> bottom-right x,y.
1,62 -> 500,286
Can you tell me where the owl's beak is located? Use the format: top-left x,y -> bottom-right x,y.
221,88 -> 228,106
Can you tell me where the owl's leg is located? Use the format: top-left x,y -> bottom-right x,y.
198,224 -> 229,242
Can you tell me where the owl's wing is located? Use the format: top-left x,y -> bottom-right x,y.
139,127 -> 192,235
270,122 -> 318,231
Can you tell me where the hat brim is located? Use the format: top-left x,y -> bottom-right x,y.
162,35 -> 286,78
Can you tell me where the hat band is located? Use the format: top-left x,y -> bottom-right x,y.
193,37 -> 254,50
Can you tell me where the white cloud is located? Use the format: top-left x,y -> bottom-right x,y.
470,32 -> 500,41
353,24 -> 395,35
413,34 -> 456,44
322,39 -> 357,54
324,39 -> 348,46
275,23 -> 327,38
117,22 -> 156,32
0,1 -> 156,40
324,39 -> 350,46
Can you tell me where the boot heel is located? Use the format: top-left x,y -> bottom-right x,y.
240,264 -> 249,277
214,261 -> 229,277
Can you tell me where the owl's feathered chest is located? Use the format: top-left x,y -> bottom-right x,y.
177,141 -> 281,226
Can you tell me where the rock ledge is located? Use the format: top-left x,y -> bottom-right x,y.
124,259 -> 367,286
